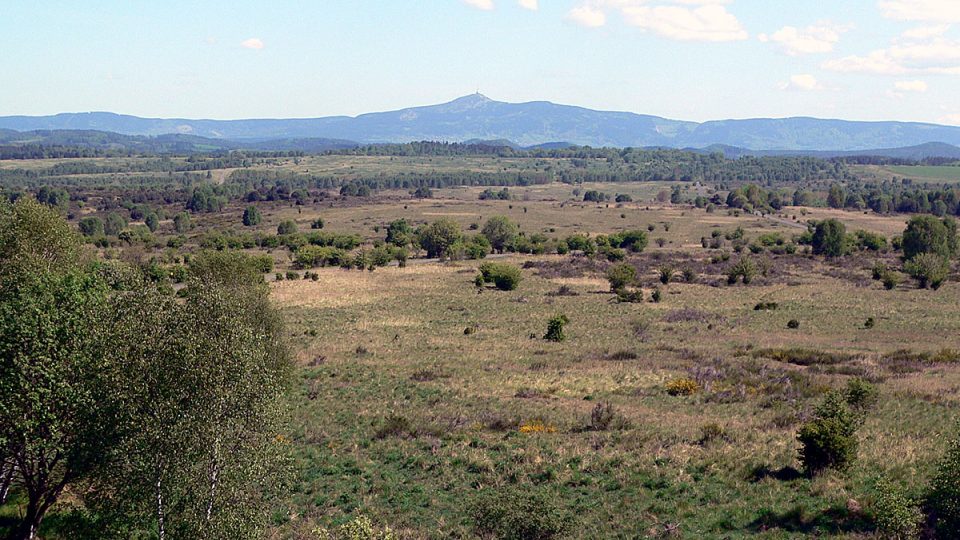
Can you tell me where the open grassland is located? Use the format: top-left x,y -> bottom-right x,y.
268,204 -> 960,538
855,164 -> 960,185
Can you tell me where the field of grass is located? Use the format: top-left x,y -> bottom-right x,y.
856,164 -> 960,185
235,191 -> 960,538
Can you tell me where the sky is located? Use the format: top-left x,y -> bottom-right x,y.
2,0 -> 960,124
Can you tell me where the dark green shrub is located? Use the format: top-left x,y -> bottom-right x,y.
285,270 -> 299,280
588,402 -> 617,431
606,263 -> 637,291
902,215 -> 958,261
797,392 -> 860,475
310,218 -> 325,229
930,423 -> 960,536
277,220 -> 297,235
812,219 -> 848,257
682,267 -> 697,283
872,262 -> 887,280
864,317 -> 875,329
478,262 -> 522,291
78,216 -> 104,237
616,289 -> 644,303
544,314 -> 569,342
754,302 -> 778,311
275,272 -> 283,281
374,415 -> 412,440
787,319 -> 800,329
698,423 -> 728,445
651,287 -> 662,303
469,488 -> 574,540
242,206 -> 262,226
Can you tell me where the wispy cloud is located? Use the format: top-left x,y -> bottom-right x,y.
463,0 -> 495,10
778,74 -> 826,91
902,24 -> 950,39
567,1 -> 748,42
759,22 -> 851,55
824,37 -> 960,75
895,80 -> 929,92
241,38 -> 264,50
567,5 -> 606,27
518,0 -> 538,10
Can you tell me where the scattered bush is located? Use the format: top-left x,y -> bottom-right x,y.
882,271 -> 901,290
544,314 -> 569,342
902,215 -> 958,261
811,219 -> 848,257
313,515 -> 398,540
797,391 -> 860,475
698,423 -> 729,445
904,253 -> 949,289
277,220 -> 298,235
374,415 -> 413,439
658,265 -> 675,285
844,378 -> 879,412
616,289 -> 644,303
469,488 -> 574,540
727,256 -> 758,285
477,262 -> 523,291
864,317 -> 875,329
665,377 -> 701,396
787,319 -> 800,329
681,267 -> 697,283
651,287 -> 662,303
606,263 -> 637,291
754,301 -> 779,311
587,402 -> 620,431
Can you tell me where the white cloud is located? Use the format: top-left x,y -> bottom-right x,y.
463,0 -> 495,10
778,74 -> 825,91
518,0 -> 538,10
568,1 -> 747,41
759,22 -> 851,55
568,5 -> 606,27
902,24 -> 950,39
895,79 -> 929,91
880,0 -> 960,23
824,37 -> 960,75
241,38 -> 264,50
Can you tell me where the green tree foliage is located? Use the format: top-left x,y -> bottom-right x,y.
469,488 -> 574,540
0,202 -> 293,539
417,218 -> 462,259
385,219 -> 413,247
144,212 -> 160,233
477,262 -> 522,291
797,392 -> 861,475
872,477 -> 922,540
481,215 -> 518,253
173,212 -> 191,234
904,253 -> 950,289
0,198 -> 110,538
930,422 -> 960,537
811,219 -> 847,257
34,186 -> 70,214
606,263 -> 637,292
827,183 -> 846,209
902,215 -> 958,261
104,212 -> 128,237
544,314 -> 569,342
277,220 -> 298,235
78,216 -> 105,237
242,206 -> 262,227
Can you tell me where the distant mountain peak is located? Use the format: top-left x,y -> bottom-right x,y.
433,93 -> 496,113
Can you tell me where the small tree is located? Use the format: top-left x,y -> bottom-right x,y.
481,215 -> 518,253
797,391 -> 860,475
544,314 -> 569,342
173,212 -> 191,233
477,262 -> 522,291
606,263 -> 637,291
418,218 -> 462,259
902,215 -> 958,261
242,206 -> 262,227
812,219 -> 847,257
727,256 -> 758,285
658,265 -> 675,285
78,216 -> 104,237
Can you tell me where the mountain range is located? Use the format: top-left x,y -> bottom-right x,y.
4,94 -> 960,153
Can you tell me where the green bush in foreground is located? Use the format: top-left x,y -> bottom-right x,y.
314,515 -> 397,540
930,423 -> 960,537
469,488 -> 574,540
606,262 -> 637,291
873,476 -> 923,540
797,392 -> 860,475
904,252 -> 949,289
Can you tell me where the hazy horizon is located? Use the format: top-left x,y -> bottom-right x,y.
3,1 -> 960,125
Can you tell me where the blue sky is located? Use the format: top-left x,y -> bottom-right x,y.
3,0 -> 960,124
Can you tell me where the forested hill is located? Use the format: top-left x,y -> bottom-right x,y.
5,94 -> 960,151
